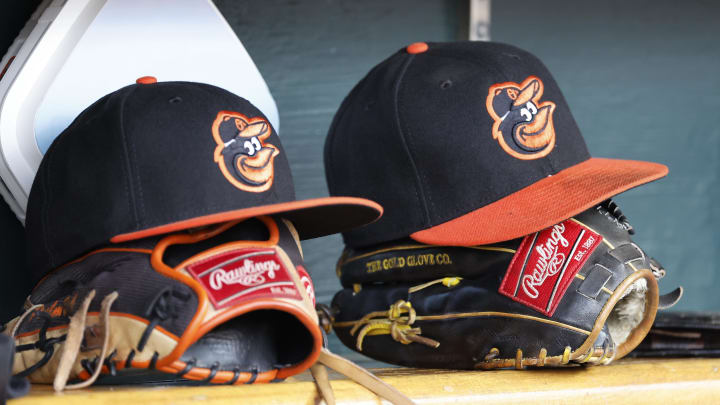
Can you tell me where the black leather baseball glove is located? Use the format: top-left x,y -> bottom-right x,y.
328,201 -> 681,369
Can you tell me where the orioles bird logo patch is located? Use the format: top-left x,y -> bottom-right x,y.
212,111 -> 279,192
486,76 -> 556,160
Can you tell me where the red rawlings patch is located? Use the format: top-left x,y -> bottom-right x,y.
499,219 -> 602,316
186,248 -> 302,309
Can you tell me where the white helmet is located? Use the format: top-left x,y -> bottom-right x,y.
0,0 -> 279,222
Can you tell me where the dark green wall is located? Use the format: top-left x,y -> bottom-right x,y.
491,0 -> 720,311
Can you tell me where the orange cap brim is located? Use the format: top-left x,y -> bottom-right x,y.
410,158 -> 668,246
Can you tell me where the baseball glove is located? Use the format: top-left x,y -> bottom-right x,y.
328,200 -> 681,369
3,216 -> 414,405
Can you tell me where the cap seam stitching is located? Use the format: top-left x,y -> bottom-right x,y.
126,118 -> 147,227
118,87 -> 143,229
397,80 -> 438,223
393,54 -> 431,226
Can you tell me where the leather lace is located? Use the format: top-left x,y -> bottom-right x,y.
11,286 -> 198,391
601,199 -> 634,235
311,348 -> 415,405
348,300 -> 439,351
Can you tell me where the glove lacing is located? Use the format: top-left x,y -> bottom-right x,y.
10,303 -> 57,379
601,199 -> 634,235
310,348 -> 415,405
9,290 -> 119,391
310,306 -> 416,405
52,290 -> 118,391
349,300 -> 440,351
338,279 -> 461,351
602,199 -> 671,283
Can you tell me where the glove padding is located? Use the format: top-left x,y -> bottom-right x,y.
330,202 -> 674,369
5,216 -> 321,389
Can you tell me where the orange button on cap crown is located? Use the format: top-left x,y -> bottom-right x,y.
406,42 -> 429,54
136,76 -> 157,84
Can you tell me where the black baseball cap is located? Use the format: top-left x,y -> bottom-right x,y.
325,41 -> 667,248
26,78 -> 382,280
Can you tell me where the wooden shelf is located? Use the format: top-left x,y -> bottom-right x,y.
13,358 -> 720,404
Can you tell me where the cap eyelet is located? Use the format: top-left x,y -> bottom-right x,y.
136,76 -> 157,84
406,42 -> 428,54
440,80 -> 453,89
168,96 -> 183,104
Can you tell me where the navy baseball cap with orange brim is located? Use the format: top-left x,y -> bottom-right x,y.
325,41 -> 667,248
26,78 -> 382,281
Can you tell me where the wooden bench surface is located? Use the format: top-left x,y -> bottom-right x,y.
12,358 -> 720,404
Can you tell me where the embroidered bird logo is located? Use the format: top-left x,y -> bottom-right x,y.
212,111 -> 279,192
486,76 -> 556,160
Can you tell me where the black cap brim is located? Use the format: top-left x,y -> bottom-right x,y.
110,196 -> 383,243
